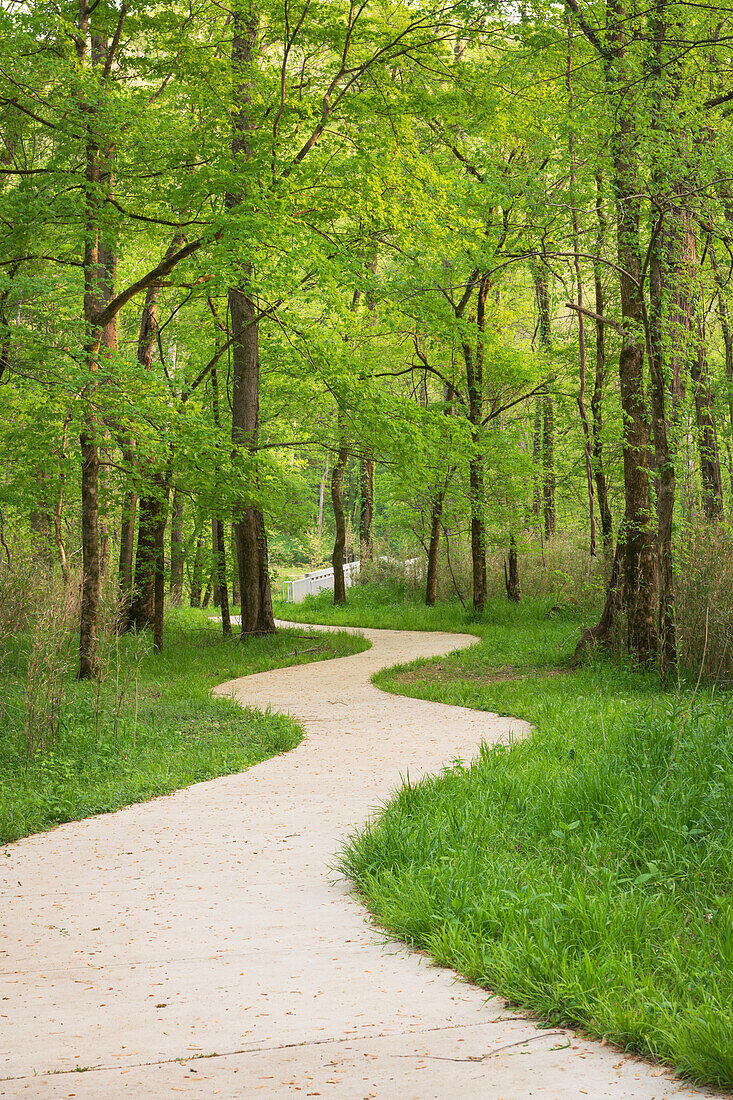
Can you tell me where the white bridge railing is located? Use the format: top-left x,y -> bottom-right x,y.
281,556 -> 423,604
282,560 -> 361,603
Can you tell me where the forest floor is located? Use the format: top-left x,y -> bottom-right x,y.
1,613 -> 722,1098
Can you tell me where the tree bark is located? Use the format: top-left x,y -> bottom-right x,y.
169,488 -> 184,606
533,269 -> 556,539
425,488 -> 444,607
331,436 -> 348,606
211,518 -> 222,608
504,534 -> 521,602
592,172 -> 613,553
608,0 -> 658,661
464,273 -> 490,612
228,3 -> 275,638
567,16 -> 597,557
691,324 -> 723,520
214,518 -> 232,636
359,454 -> 374,563
190,523 -> 205,607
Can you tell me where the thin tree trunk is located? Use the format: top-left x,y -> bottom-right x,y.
211,518 -> 222,607
169,488 -> 184,606
567,15 -> 597,557
214,518 -> 231,636
592,172 -> 613,553
331,434 -> 348,606
504,534 -> 521,602
542,396 -> 555,539
317,455 -> 329,535
118,486 -> 137,615
425,488 -> 445,607
359,454 -> 374,563
464,273 -> 490,612
190,524 -> 205,607
691,323 -> 723,520
533,269 -> 556,539
532,399 -> 542,519
231,528 -> 241,607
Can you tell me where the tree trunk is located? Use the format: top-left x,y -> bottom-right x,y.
228,4 -> 275,638
532,399 -> 542,519
504,535 -> 521,602
359,454 -> 374,563
542,396 -> 555,539
691,326 -> 723,521
211,518 -> 222,607
317,455 -> 329,535
169,488 -> 184,606
190,523 -> 205,607
231,527 -> 241,607
130,485 -> 164,632
79,430 -> 101,678
118,485 -> 137,619
464,273 -> 490,613
425,488 -> 444,607
331,438 -> 348,606
608,0 -> 658,662
592,173 -> 613,553
567,18 -> 597,557
533,269 -> 556,539
214,518 -> 232,636
574,530 -> 624,660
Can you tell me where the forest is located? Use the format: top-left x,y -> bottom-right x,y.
3,0 -> 733,1086
2,0 -> 733,676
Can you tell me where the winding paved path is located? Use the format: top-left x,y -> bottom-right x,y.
1,623 -> 719,1098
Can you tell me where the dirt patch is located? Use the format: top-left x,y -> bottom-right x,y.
389,663 -> 573,686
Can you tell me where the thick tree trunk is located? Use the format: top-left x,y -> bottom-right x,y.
229,289 -> 275,635
130,488 -> 162,632
331,439 -> 348,606
608,0 -> 658,662
574,530 -> 624,660
169,489 -> 184,606
228,5 -> 275,638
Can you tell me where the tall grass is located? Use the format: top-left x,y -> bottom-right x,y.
1,590 -> 368,843
340,688 -> 733,1087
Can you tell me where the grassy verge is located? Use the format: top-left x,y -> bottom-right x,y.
281,584 -> 733,1088
0,609 -> 368,845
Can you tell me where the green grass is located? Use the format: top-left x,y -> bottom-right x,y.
281,583 -> 733,1088
0,609 -> 368,845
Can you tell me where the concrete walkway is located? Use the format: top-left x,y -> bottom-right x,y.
1,623 -> 719,1098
